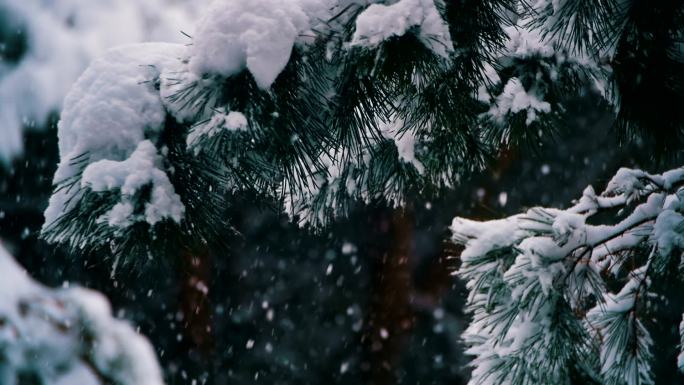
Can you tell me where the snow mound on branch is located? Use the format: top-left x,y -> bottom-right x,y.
189,0 -> 312,89
43,43 -> 185,229
82,140 -> 184,228
503,22 -> 554,59
450,216 -> 522,262
0,0 -> 208,164
379,118 -> 424,174
163,0 -> 334,119
551,211 -> 586,244
653,210 -> 684,256
186,109 -> 249,151
350,0 -> 453,58
604,167 -> 654,201
487,77 -> 551,126
0,244 -> 164,385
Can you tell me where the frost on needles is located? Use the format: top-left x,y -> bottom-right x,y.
451,167 -> 684,385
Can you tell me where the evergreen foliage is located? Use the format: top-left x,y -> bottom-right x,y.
451,167 -> 684,384
33,0 -> 684,383
44,0 -> 684,265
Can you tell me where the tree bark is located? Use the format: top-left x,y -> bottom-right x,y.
179,245 -> 214,355
362,207 -> 415,385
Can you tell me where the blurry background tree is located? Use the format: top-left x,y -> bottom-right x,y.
0,244 -> 166,385
0,1 -> 682,385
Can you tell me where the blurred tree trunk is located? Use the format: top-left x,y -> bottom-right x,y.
179,245 -> 214,355
362,208 -> 415,385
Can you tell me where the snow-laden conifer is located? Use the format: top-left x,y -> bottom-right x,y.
39,0 -> 683,276
451,167 -> 684,385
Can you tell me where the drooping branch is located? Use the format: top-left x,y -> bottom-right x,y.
451,166 -> 684,385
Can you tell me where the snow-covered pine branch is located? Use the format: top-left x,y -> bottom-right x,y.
39,0 -> 683,262
40,0 -> 506,257
0,244 -> 164,385
451,166 -> 684,385
0,0 -> 211,164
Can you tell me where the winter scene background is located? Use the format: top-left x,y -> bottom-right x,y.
0,0 -> 683,384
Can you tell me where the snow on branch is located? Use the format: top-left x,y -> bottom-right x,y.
188,0 -> 312,89
0,244 -> 164,385
451,166 -> 684,385
42,43 -> 187,232
350,0 -> 453,58
0,0 -> 209,164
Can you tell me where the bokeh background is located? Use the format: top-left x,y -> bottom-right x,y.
0,1 -> 677,384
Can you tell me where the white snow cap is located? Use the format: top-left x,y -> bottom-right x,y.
43,43 -> 186,229
603,167 -> 653,202
189,0 -> 314,89
503,22 -> 555,59
350,0 -> 453,58
0,243 -> 165,385
0,0 -> 209,164
82,140 -> 185,228
487,77 -> 551,126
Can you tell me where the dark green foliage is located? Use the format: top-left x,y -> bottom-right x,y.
610,0 -> 684,153
445,0 -> 516,76
36,0 -> 517,262
529,0 -> 684,155
40,0 -> 684,296
181,45 -> 333,191
170,1 -> 509,230
527,0 -> 618,54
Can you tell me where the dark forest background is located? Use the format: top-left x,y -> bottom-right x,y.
2,91 -> 679,385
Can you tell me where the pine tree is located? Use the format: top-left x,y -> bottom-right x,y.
35,0 -> 684,384
39,0 -> 684,261
451,166 -> 684,385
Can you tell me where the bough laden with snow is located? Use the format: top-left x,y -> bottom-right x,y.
39,0 -> 683,264
18,0 -> 684,382
0,0 -> 211,164
450,167 -> 684,385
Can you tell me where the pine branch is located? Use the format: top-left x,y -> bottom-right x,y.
451,166 -> 684,384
